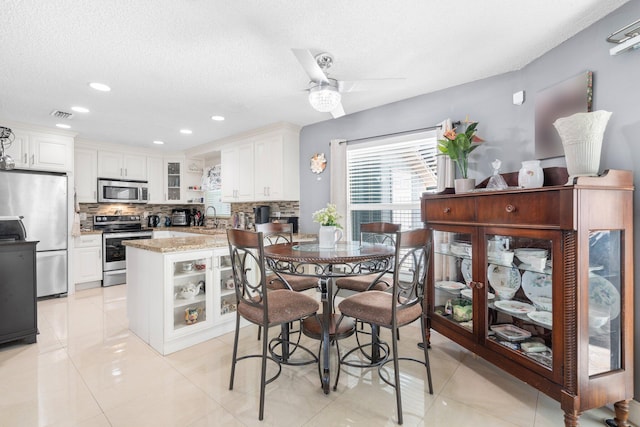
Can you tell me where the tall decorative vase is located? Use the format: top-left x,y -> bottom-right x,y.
454,178 -> 475,194
553,110 -> 612,184
318,225 -> 343,249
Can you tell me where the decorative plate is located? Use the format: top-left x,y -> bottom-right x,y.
487,264 -> 521,300
527,311 -> 553,328
460,258 -> 472,285
435,281 -> 466,291
460,288 -> 495,300
521,270 -> 553,312
310,152 -> 327,174
589,273 -> 620,320
490,324 -> 531,341
494,300 -> 535,315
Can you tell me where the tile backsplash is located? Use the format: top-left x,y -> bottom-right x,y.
79,200 -> 299,230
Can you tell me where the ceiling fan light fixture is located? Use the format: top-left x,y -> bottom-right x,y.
308,83 -> 341,112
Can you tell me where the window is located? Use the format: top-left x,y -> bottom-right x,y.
346,131 -> 438,240
205,189 -> 230,217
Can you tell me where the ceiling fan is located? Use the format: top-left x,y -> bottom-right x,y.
292,49 -> 404,119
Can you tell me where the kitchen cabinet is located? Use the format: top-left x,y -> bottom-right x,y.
164,158 -> 183,203
221,142 -> 254,202
421,169 -> 634,427
126,245 -> 244,355
253,133 -> 299,201
146,155 -> 165,203
97,151 -> 147,180
74,148 -> 98,202
214,248 -> 236,321
73,234 -> 102,283
5,128 -> 73,172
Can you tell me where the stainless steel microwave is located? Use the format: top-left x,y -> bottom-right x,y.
97,179 -> 148,204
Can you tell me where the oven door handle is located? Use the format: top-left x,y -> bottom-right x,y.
104,232 -> 153,239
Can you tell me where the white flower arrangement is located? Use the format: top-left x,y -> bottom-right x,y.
312,203 -> 342,228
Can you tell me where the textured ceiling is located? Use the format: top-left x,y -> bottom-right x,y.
0,0 -> 629,151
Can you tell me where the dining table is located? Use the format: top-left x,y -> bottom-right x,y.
263,241 -> 395,394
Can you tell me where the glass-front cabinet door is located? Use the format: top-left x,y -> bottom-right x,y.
214,248 -> 237,322
432,229 -> 475,335
166,252 -> 213,340
483,229 -> 557,377
587,230 -> 622,377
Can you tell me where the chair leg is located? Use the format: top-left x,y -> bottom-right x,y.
391,323 -> 403,425
420,315 -> 433,394
259,322 -> 269,420
229,312 -> 241,390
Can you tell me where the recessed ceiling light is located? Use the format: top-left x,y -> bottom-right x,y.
180,129 -> 193,135
89,82 -> 111,92
56,124 -> 71,129
153,140 -> 165,145
71,106 -> 90,113
211,115 -> 225,121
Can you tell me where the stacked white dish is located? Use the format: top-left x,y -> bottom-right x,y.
450,241 -> 472,258
515,248 -> 548,272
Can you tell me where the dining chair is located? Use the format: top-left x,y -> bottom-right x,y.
333,222 -> 401,305
336,228 -> 433,425
255,222 -> 319,351
227,229 -> 320,421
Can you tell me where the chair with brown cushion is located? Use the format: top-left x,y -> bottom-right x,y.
336,228 -> 433,425
227,229 -> 320,421
333,222 -> 401,305
255,222 -> 319,348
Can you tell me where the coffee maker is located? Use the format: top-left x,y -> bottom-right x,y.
253,205 -> 270,224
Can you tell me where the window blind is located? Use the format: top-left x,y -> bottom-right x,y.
346,132 -> 438,239
205,189 -> 231,217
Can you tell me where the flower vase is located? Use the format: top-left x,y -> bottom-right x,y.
454,178 -> 475,194
318,225 -> 343,249
553,110 -> 612,184
518,160 -> 544,189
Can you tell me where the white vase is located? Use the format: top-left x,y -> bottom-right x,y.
318,225 -> 343,249
454,178 -> 475,194
518,160 -> 544,189
553,110 -> 612,184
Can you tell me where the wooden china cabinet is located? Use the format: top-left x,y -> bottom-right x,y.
421,169 -> 634,427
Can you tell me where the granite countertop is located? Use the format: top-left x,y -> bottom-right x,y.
123,235 -> 228,253
80,230 -> 102,235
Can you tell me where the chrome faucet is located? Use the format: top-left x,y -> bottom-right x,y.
205,206 -> 218,228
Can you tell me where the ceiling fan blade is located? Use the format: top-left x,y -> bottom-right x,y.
292,49 -> 329,83
330,102 -> 345,119
338,78 -> 405,93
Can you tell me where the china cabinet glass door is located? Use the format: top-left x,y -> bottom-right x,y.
587,230 -> 622,376
485,232 -> 554,372
432,230 -> 474,333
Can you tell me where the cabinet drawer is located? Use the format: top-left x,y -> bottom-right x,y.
424,198 -> 476,222
74,234 -> 102,248
476,192 -> 561,226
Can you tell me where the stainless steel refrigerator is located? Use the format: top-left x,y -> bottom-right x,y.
0,169 -> 68,297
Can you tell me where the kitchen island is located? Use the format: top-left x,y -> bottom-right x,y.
124,232 -> 241,355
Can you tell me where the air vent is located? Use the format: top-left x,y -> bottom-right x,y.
50,110 -> 74,119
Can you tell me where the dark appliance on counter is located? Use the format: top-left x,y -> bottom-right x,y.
0,169 -> 68,297
147,215 -> 160,228
0,216 -> 38,344
97,178 -> 148,204
94,215 -> 153,286
171,209 -> 190,226
253,205 -> 270,224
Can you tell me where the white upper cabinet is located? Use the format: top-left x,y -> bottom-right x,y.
5,128 -> 73,172
221,125 -> 299,203
146,155 -> 165,204
221,142 -> 254,202
98,151 -> 147,180
75,148 -> 98,203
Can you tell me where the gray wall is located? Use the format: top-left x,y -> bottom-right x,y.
299,1 -> 640,397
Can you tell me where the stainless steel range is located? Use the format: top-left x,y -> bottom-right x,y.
94,215 -> 153,286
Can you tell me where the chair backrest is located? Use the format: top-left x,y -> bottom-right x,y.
360,222 -> 401,246
227,229 -> 268,319
391,228 -> 431,322
255,222 -> 293,246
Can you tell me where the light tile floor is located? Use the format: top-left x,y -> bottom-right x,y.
0,285 -> 620,427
